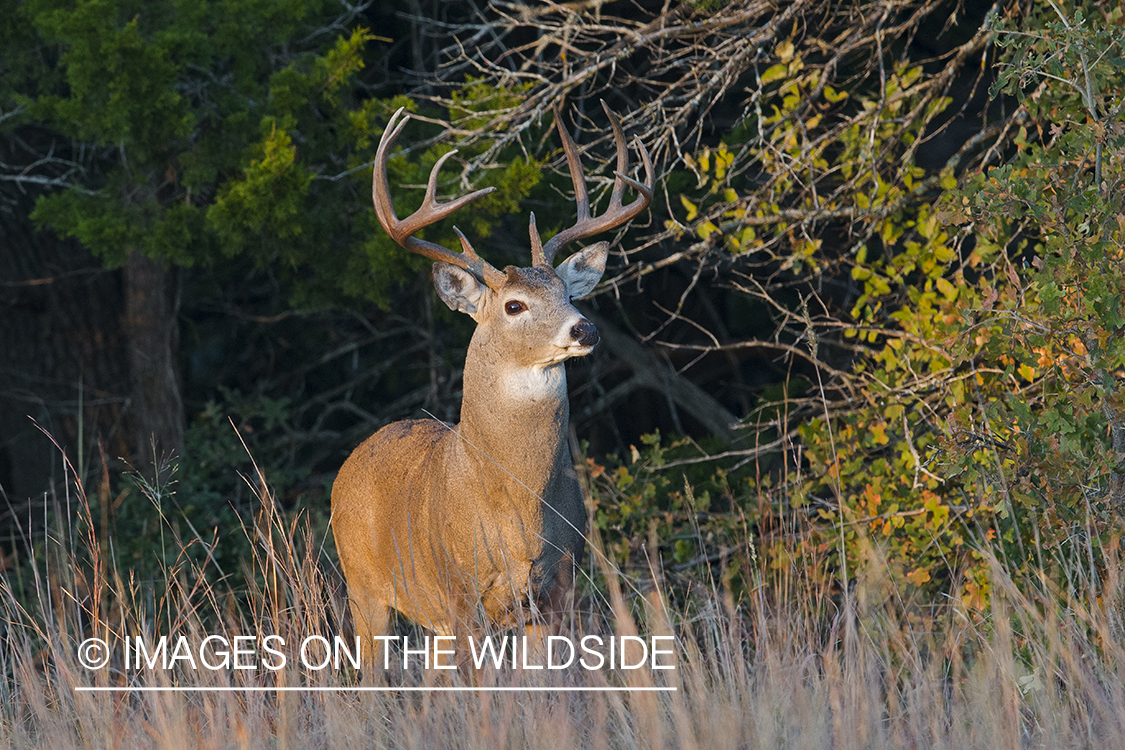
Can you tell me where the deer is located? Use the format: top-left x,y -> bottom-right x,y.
330,102 -> 653,662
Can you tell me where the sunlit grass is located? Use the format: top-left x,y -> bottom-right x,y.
1,448 -> 1124,749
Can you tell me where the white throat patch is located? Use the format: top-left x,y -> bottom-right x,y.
501,364 -> 566,401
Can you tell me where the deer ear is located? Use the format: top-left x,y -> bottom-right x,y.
433,262 -> 486,316
556,241 -> 608,300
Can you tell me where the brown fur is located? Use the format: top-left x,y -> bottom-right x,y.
331,266 -> 589,649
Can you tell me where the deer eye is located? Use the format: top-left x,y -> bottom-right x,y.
504,300 -> 527,316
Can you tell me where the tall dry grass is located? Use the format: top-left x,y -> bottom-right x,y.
1,451 -> 1124,749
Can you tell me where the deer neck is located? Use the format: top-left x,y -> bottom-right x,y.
457,336 -> 570,504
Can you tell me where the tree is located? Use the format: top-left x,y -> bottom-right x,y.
1,0 -> 539,477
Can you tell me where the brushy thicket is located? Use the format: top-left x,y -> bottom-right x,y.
583,0 -> 1125,614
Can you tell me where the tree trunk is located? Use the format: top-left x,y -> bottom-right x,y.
124,251 -> 184,474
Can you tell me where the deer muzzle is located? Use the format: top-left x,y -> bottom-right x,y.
570,319 -> 600,348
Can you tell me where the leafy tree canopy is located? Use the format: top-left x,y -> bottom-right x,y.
6,0 -> 540,307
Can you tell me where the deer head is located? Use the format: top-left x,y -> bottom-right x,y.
372,102 -> 652,362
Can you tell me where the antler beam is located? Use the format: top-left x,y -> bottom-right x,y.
373,107 -> 506,290
534,101 -> 655,267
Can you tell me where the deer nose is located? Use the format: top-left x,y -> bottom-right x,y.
571,319 -> 600,347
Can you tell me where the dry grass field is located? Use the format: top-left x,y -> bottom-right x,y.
1,456 -> 1123,750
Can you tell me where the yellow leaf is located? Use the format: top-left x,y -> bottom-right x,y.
714,145 -> 734,179
936,277 -> 958,301
662,219 -> 685,238
761,63 -> 789,84
777,40 -> 795,63
823,85 -> 848,103
1018,363 -> 1037,382
800,238 -> 822,257
680,195 -> 698,221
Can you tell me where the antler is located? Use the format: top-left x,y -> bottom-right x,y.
533,101 -> 655,267
373,107 -> 506,289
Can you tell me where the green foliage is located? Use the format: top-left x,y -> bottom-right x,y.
0,6 -> 42,105
208,121 -> 314,255
16,1 -> 542,308
29,167 -> 218,267
942,1 -> 1125,551
585,431 -> 759,596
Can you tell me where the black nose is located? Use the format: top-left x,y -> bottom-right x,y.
571,319 -> 600,347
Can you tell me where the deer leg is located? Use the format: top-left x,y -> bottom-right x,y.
523,555 -> 577,663
348,593 -> 389,672
541,551 -> 577,632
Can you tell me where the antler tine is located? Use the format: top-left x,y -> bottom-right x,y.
604,100 -> 630,211
553,103 -> 591,223
372,107 -> 506,289
539,102 -> 655,266
529,212 -> 546,267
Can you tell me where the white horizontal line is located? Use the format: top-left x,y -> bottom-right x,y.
75,686 -> 676,693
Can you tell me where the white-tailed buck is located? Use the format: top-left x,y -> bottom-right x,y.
331,103 -> 653,652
